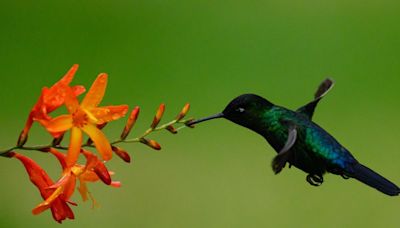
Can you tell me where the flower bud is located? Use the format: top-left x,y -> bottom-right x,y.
184,118 -> 195,128
176,103 -> 190,121
140,138 -> 161,150
112,146 -> 131,163
93,163 -> 112,185
120,106 -> 140,140
166,125 -> 177,134
150,104 -> 165,129
17,130 -> 29,147
52,133 -> 65,147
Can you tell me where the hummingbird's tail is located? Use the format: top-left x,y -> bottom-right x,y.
351,163 -> 400,196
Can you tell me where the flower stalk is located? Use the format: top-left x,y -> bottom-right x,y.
1,65 -> 194,223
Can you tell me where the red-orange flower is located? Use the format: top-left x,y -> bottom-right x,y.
32,149 -> 120,214
10,152 -> 75,223
19,64 -> 85,144
40,74 -> 128,167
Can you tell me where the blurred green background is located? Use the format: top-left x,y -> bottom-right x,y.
1,0 -> 400,227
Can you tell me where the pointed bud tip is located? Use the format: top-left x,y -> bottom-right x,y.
148,140 -> 161,150
17,130 -> 29,147
150,104 -> 165,129
94,166 -> 112,185
52,134 -> 65,147
112,146 -> 131,163
121,106 -> 140,140
140,138 -> 161,150
176,103 -> 190,121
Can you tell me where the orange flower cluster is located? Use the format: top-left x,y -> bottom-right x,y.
8,65 -> 192,223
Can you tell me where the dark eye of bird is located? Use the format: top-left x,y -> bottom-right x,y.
236,107 -> 245,113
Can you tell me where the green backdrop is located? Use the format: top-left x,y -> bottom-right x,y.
1,1 -> 400,227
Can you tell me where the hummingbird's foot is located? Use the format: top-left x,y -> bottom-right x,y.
306,174 -> 324,186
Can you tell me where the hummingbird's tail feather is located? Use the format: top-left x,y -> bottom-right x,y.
351,163 -> 400,196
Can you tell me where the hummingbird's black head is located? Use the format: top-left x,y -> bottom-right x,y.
188,94 -> 274,128
221,94 -> 274,127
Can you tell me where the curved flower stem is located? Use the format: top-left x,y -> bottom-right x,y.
0,118 -> 192,157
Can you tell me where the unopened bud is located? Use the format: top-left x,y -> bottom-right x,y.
150,104 -> 165,129
112,146 -> 131,163
176,103 -> 190,121
17,130 -> 28,147
184,118 -> 195,128
94,163 -> 112,185
52,134 -> 65,147
166,125 -> 177,134
140,138 -> 161,150
121,106 -> 140,140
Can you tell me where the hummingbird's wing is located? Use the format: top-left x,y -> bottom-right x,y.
296,78 -> 334,119
271,122 -> 297,174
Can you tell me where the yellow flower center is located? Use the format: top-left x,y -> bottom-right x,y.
71,165 -> 85,176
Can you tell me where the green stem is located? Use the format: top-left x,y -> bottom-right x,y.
0,118 -> 191,157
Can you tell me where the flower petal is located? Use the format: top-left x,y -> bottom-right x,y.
55,64 -> 79,86
47,173 -> 71,189
43,65 -> 80,113
80,149 -> 99,170
32,186 -> 64,215
91,105 -> 129,124
62,175 -> 76,200
78,179 -> 89,201
81,73 -> 108,109
50,198 -> 75,223
66,127 -> 83,167
48,148 -> 68,170
64,87 -> 80,114
82,124 -> 112,161
111,181 -> 121,187
71,85 -> 86,97
80,171 -> 99,182
12,153 -> 53,195
38,115 -> 73,134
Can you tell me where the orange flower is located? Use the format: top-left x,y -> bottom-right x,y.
10,152 -> 75,223
19,64 -> 85,144
40,74 -> 128,167
33,149 -> 120,214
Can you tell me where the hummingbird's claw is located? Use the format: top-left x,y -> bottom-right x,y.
306,174 -> 324,186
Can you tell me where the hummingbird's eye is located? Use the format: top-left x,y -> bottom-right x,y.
236,107 -> 245,113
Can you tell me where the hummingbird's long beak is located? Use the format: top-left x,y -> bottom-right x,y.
187,113 -> 224,126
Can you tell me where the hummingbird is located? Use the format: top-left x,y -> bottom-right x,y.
189,79 -> 400,196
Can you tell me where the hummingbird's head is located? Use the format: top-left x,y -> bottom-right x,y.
188,94 -> 274,128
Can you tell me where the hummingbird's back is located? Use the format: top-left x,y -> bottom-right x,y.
259,106 -> 358,176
